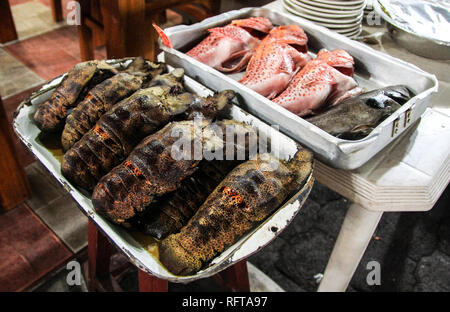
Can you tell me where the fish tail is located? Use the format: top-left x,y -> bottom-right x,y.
152,23 -> 173,49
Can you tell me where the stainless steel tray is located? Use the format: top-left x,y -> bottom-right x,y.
160,7 -> 439,170
13,60 -> 314,283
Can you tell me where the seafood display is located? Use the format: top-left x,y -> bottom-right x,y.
156,14 -> 418,142
33,60 -> 118,132
61,58 -> 166,151
307,85 -> 414,139
273,49 -> 362,116
22,56 -> 316,279
239,25 -> 311,99
160,149 -> 313,275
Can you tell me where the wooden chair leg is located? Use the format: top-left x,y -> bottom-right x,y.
200,0 -> 221,15
138,269 -> 169,292
100,0 -> 155,60
87,220 -> 118,291
50,0 -> 63,23
0,96 -> 30,211
216,260 -> 250,292
78,0 -> 95,61
0,0 -> 18,43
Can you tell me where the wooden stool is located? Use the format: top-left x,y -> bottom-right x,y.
72,0 -> 220,61
0,96 -> 30,211
86,220 -> 250,292
0,0 -> 18,43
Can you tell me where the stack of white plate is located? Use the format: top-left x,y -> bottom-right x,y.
282,0 -> 366,38
363,0 -> 374,21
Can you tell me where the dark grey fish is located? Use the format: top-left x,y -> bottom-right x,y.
307,85 -> 414,140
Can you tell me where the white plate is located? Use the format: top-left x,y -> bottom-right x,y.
337,24 -> 362,35
284,1 -> 363,26
312,0 -> 366,6
299,0 -> 366,10
343,27 -> 363,38
334,24 -> 362,33
292,0 -> 364,16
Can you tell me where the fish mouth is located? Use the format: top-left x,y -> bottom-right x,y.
289,43 -> 308,53
241,27 -> 268,40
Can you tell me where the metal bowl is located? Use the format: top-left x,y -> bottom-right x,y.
374,0 -> 450,60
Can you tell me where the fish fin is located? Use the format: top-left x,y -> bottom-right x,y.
284,66 -> 302,86
152,23 -> 173,48
329,87 -> 363,106
267,91 -> 279,100
217,50 -> 253,73
231,17 -> 273,33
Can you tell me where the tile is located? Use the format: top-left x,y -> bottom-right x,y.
4,26 -> 106,81
9,0 -> 33,6
25,161 -> 66,212
10,1 -> 65,40
4,26 -> 80,80
0,48 -> 44,98
32,264 -> 88,292
24,162 -> 88,253
34,194 -> 88,253
0,203 -> 72,291
38,0 -> 72,18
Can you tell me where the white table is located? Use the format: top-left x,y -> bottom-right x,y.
265,0 -> 450,292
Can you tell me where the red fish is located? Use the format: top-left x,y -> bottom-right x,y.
154,18 -> 273,73
239,25 -> 311,99
273,49 -> 362,116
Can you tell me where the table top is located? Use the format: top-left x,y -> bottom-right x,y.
265,1 -> 450,211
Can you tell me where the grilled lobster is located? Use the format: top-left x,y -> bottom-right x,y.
159,149 -> 313,275
61,58 -> 166,151
92,91 -> 236,223
129,160 -> 240,239
61,69 -> 193,191
34,60 -> 119,133
127,120 -> 259,238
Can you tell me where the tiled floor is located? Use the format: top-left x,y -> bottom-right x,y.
4,26 -> 106,81
0,203 -> 72,291
10,1 -> 64,40
25,162 -> 88,253
0,48 -> 43,98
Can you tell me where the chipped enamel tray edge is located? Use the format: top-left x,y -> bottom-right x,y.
12,59 -> 314,283
160,7 -> 439,170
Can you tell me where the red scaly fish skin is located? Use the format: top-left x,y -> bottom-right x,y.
239,25 -> 311,99
273,49 -> 362,117
186,17 -> 273,73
